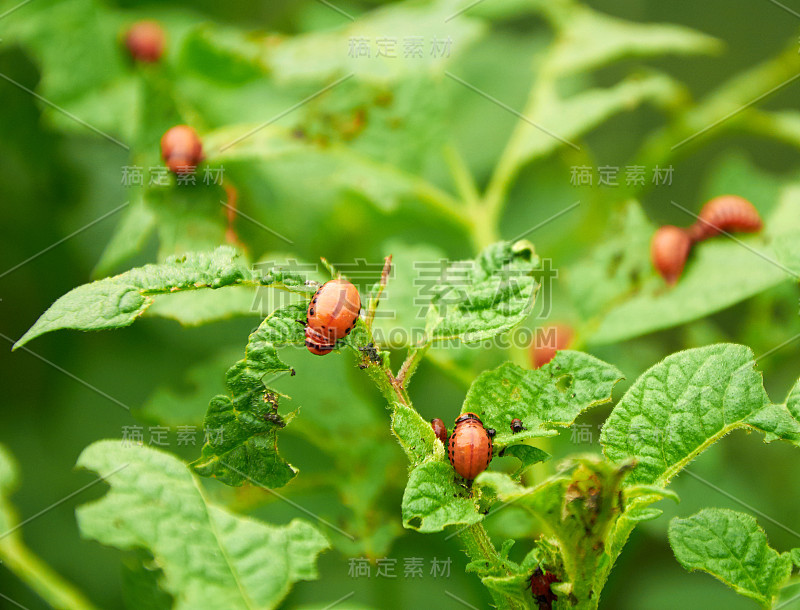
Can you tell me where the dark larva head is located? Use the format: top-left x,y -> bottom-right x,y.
304,326 -> 335,356
454,412 -> 482,426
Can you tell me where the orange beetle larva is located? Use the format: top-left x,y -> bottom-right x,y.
431,418 -> 448,445
304,279 -> 361,356
160,125 -> 203,175
447,412 -> 494,481
651,225 -> 692,284
531,323 -> 573,369
125,21 -> 165,63
688,195 -> 763,242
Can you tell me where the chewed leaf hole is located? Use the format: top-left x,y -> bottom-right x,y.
556,375 -> 574,393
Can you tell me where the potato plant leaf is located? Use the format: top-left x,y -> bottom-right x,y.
517,73 -> 683,167
191,302 -> 308,488
77,441 -> 329,610
204,123 -> 458,215
500,445 -> 551,477
549,6 -> 720,76
428,240 -> 540,343
265,0 -> 484,83
462,350 -> 623,447
14,248 -> 322,348
601,344 -> 800,487
391,401 -> 439,467
477,458 -> 636,602
14,248 -> 253,349
400,351 -> 620,533
668,508 -> 792,607
401,461 -> 484,533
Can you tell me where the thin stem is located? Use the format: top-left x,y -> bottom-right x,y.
365,255 -> 392,331
626,41 -> 800,201
458,524 -> 531,610
0,539 -> 99,610
396,343 -> 430,387
223,183 -> 244,247
409,173 -> 473,233
476,45 -> 561,250
444,144 -> 481,208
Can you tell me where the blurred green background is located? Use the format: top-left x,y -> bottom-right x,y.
2,0 -> 800,608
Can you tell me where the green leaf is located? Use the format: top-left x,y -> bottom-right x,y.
146,286 -> 263,326
549,6 -> 720,76
391,401 -> 439,467
601,344 -> 800,487
191,303 -> 307,488
499,445 -> 550,477
77,441 -> 329,610
265,0 -> 485,83
179,25 -> 267,85
204,122 -> 459,214
791,548 -> 800,568
478,457 -> 633,601
120,551 -> 173,610
668,508 -> 791,607
568,201 -> 653,322
517,73 -> 684,166
399,350 -> 621,534
461,351 -> 623,447
14,247 -> 254,349
401,461 -> 483,533
428,240 -> 540,343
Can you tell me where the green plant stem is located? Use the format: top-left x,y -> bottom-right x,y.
473,45 -> 561,251
0,539 -> 99,610
362,334 -> 528,609
444,144 -> 481,207
458,524 -> 531,610
625,41 -> 800,201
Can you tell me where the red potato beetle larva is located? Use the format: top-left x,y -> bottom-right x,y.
431,418 -> 448,445
688,195 -> 763,242
531,323 -> 573,369
510,418 -> 526,434
529,567 -> 560,610
650,225 -> 692,284
125,21 -> 165,63
304,279 -> 361,356
447,412 -> 494,481
160,125 -> 204,175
